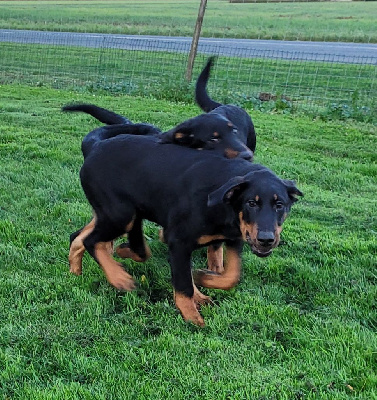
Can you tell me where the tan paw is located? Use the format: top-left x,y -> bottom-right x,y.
174,291 -> 205,327
69,263 -> 82,276
193,285 -> 213,308
115,242 -> 151,262
105,264 -> 136,291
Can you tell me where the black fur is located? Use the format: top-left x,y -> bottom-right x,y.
77,132 -> 302,325
195,56 -> 256,153
63,103 -> 253,160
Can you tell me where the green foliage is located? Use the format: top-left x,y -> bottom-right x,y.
316,91 -> 376,123
0,84 -> 376,399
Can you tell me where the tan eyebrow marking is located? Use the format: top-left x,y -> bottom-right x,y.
174,132 -> 185,139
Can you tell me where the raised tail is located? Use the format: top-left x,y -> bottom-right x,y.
81,123 -> 161,158
62,103 -> 131,125
195,57 -> 222,113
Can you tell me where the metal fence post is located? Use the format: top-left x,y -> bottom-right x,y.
186,0 -> 208,81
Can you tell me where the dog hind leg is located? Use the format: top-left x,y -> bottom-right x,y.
115,216 -> 151,262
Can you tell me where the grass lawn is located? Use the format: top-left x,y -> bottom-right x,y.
0,83 -> 376,399
0,0 -> 376,42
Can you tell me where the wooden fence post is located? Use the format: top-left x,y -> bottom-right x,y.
185,0 -> 208,81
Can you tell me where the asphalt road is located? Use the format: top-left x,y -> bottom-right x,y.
1,29 -> 376,64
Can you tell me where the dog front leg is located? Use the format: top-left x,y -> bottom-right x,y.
84,226 -> 135,291
194,239 -> 242,290
168,241 -> 205,327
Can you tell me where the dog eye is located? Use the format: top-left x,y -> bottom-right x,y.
248,200 -> 257,208
275,201 -> 284,210
211,137 -> 220,143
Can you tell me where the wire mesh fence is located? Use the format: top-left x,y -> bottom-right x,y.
0,0 -> 376,43
0,1 -> 376,122
1,30 -> 375,121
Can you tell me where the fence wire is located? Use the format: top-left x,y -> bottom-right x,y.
0,29 -> 376,121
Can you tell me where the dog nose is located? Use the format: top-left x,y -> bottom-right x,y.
257,231 -> 275,247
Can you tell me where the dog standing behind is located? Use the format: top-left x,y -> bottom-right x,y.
195,56 -> 256,153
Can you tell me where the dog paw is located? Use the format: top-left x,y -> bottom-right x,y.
115,243 -> 149,262
193,284 -> 213,308
105,266 -> 135,291
69,264 -> 82,276
174,291 -> 205,327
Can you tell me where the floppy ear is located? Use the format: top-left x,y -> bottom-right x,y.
158,123 -> 194,145
207,176 -> 248,207
207,168 -> 270,207
282,179 -> 303,202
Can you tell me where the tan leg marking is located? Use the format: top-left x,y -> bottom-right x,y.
95,242 -> 135,291
158,228 -> 165,243
207,245 -> 224,274
105,241 -> 114,255
193,246 -> 241,290
115,239 -> 151,262
174,291 -> 205,327
69,218 -> 96,276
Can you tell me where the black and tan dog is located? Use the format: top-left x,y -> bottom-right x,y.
73,126 -> 302,326
65,106 -> 254,275
195,56 -> 256,153
63,103 -> 253,160
63,57 -> 256,154
64,56 -> 257,272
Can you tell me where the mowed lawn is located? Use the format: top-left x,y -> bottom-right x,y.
0,84 -> 376,399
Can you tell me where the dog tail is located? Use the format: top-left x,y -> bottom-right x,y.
62,103 -> 131,125
195,57 -> 222,113
81,123 -> 161,158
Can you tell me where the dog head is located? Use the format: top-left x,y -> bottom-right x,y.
208,167 -> 303,257
159,113 -> 253,161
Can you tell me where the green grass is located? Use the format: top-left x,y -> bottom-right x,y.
0,84 -> 376,399
0,0 -> 376,42
0,41 -> 376,123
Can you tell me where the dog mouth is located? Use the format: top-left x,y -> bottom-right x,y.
251,247 -> 273,258
245,231 -> 274,258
